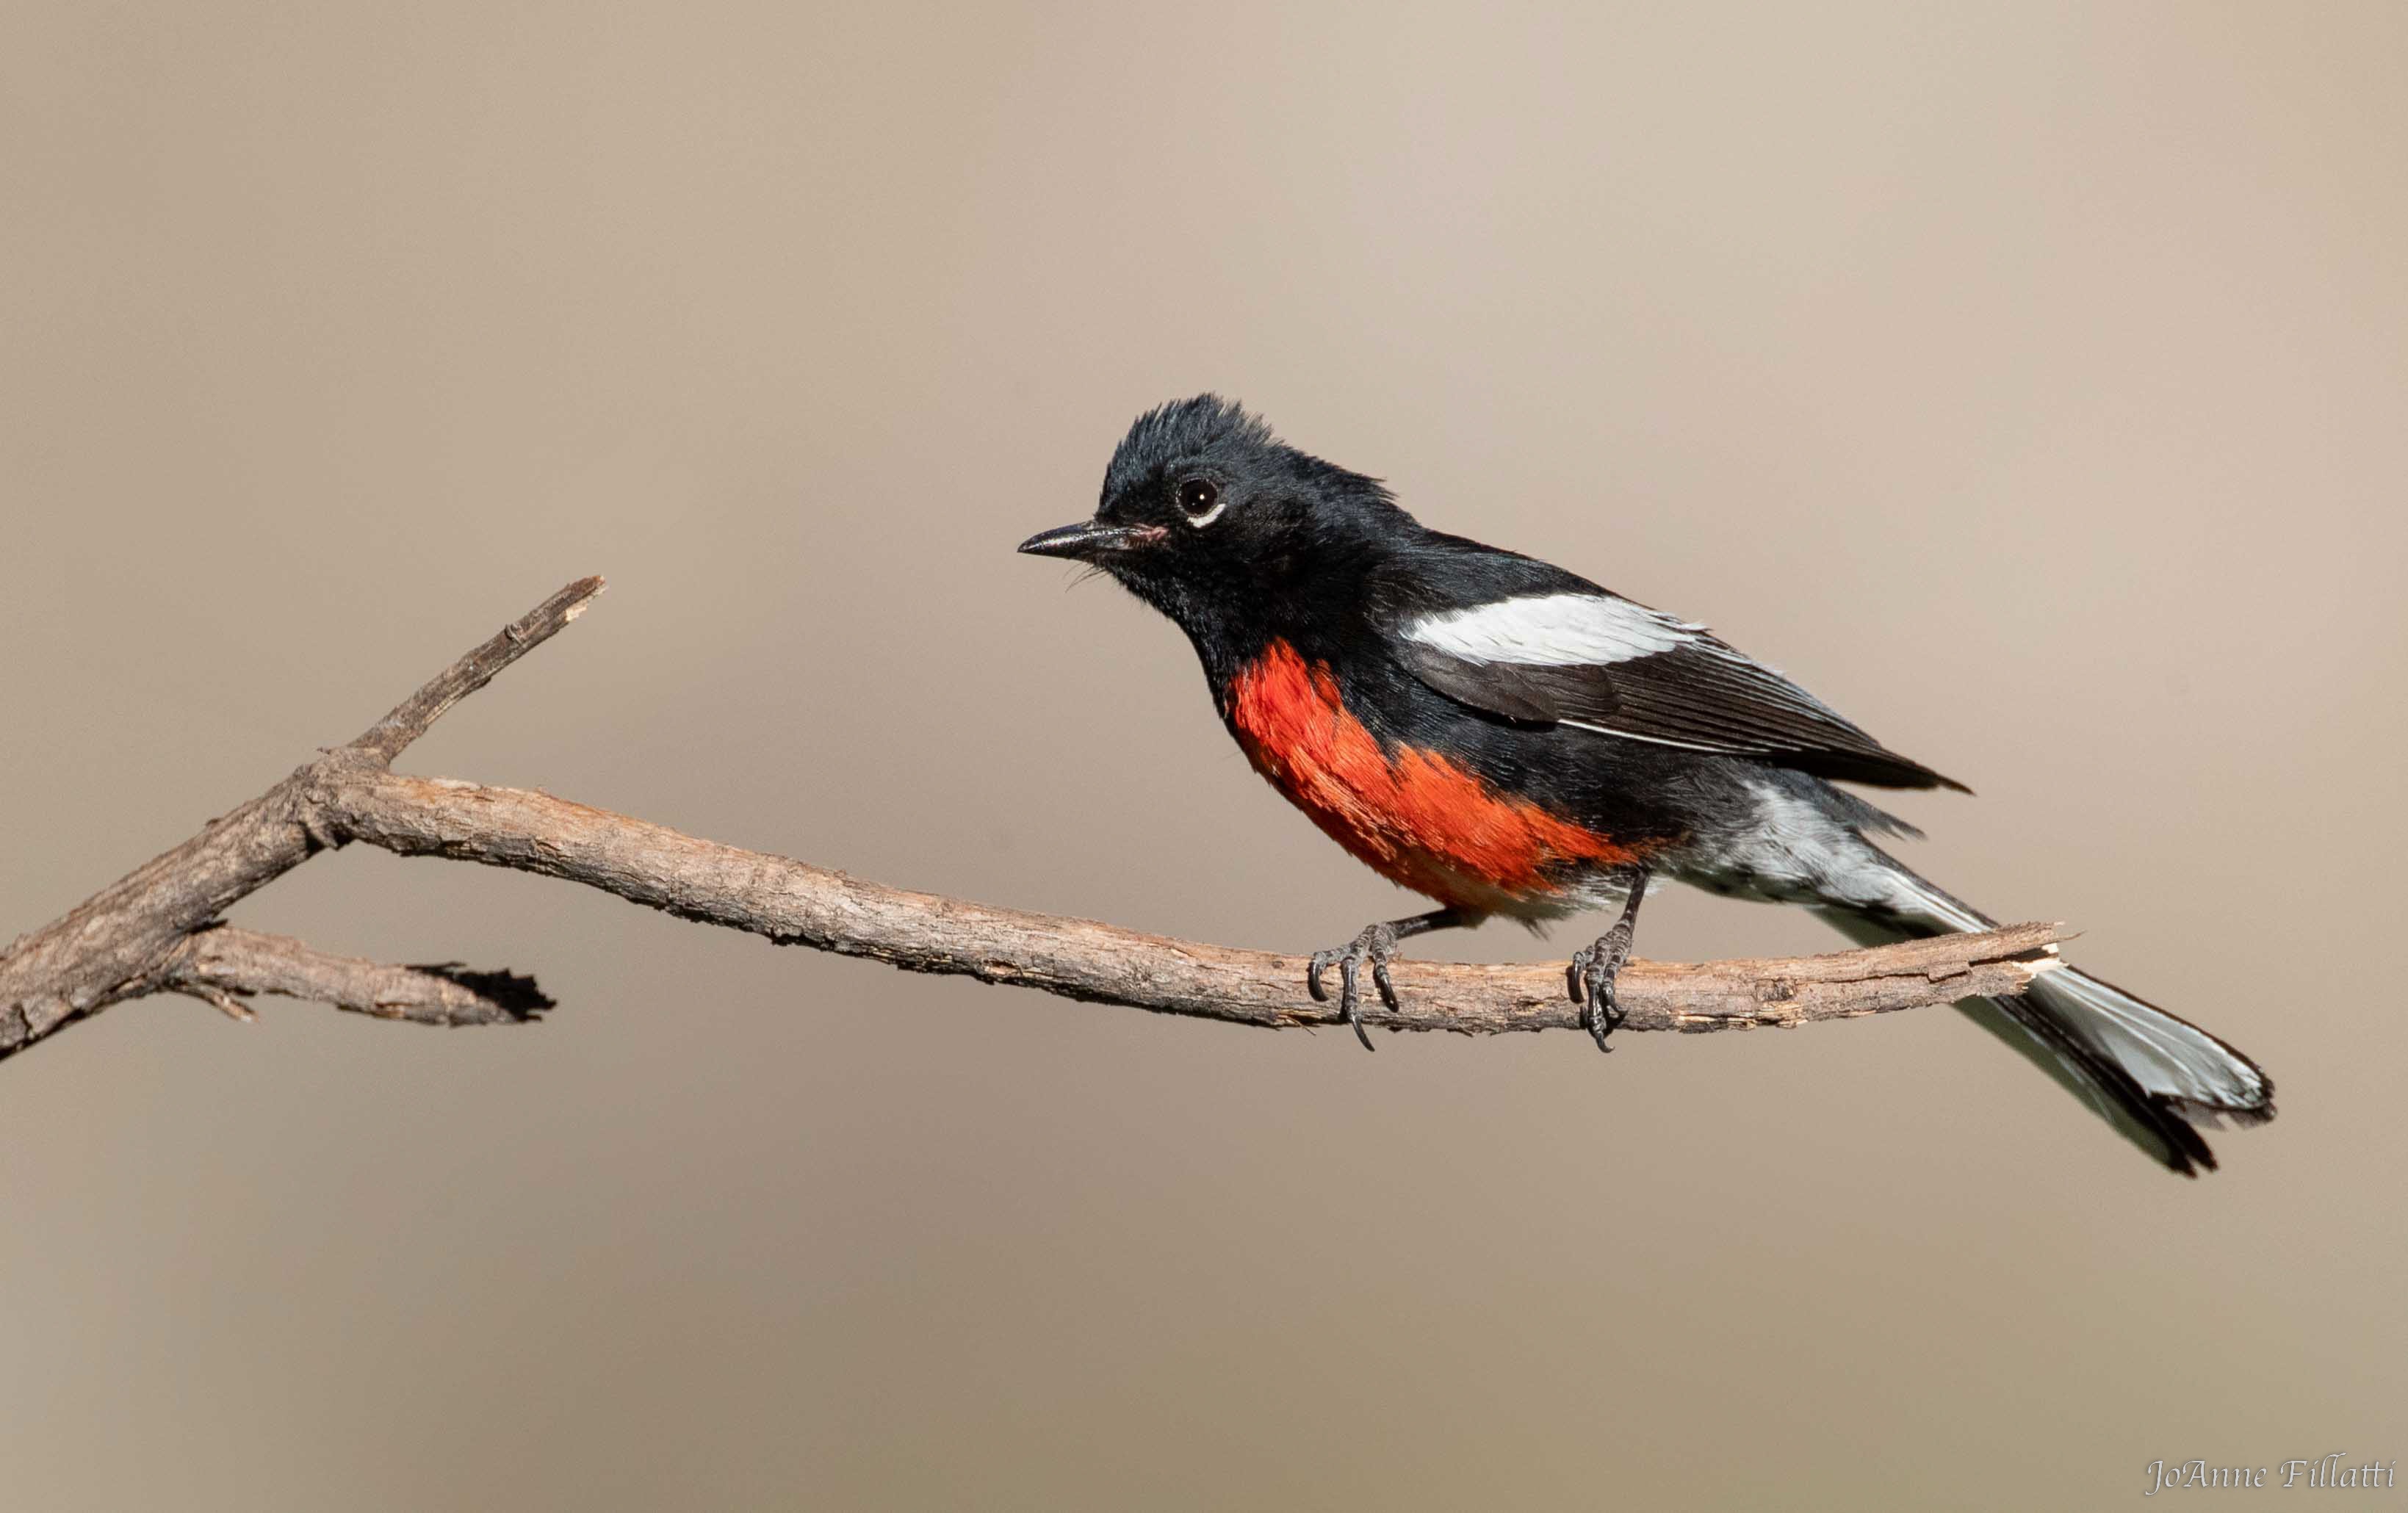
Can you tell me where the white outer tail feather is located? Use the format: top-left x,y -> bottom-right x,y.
1668,777 -> 2270,1167
2022,967 -> 2273,1124
1859,868 -> 2274,1127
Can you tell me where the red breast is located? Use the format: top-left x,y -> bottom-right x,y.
1225,640 -> 1645,910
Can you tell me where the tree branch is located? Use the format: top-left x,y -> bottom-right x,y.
0,577 -> 2066,1067
317,768 -> 2069,1034
162,926 -> 554,1028
0,579 -> 600,1054
347,575 -> 605,763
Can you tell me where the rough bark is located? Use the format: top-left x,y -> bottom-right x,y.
162,926 -> 553,1028
0,577 -> 2069,1065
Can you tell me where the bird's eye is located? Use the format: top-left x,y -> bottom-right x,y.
1177,477 -> 1225,524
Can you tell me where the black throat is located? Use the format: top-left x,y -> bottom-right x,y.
1110,519 -> 1403,703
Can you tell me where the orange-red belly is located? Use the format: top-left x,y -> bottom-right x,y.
1225,640 -> 1643,911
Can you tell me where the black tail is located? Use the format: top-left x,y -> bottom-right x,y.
1823,863 -> 2274,1177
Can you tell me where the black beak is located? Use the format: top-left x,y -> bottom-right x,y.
1016,519 -> 1166,563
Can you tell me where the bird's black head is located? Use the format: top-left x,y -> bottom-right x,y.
1017,395 -> 1410,668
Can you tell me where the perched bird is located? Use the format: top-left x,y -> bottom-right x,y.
1019,395 -> 2273,1174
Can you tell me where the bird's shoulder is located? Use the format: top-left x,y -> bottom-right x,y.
1363,529 -> 1618,623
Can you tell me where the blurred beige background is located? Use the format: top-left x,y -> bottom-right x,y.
5,2 -> 2405,1508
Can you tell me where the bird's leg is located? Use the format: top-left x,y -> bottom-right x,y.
1307,906 -> 1479,1052
1568,867 -> 1651,1052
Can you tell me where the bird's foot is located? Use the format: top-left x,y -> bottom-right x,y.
1307,921 -> 1402,1052
1567,922 -> 1637,1052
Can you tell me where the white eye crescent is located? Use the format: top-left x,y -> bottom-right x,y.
1177,477 -> 1226,526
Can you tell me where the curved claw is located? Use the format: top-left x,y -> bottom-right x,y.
1590,992 -> 1626,1052
1338,954 -> 1372,1051
1571,926 -> 1635,1053
1306,922 -> 1399,1052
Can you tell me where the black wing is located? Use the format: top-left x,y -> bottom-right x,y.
1374,542 -> 1968,792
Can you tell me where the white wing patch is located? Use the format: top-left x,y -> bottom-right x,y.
1400,593 -> 1706,666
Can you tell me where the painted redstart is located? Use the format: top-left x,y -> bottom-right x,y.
1019,396 -> 2274,1174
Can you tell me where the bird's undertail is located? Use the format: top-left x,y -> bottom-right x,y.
1819,862 -> 2275,1177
